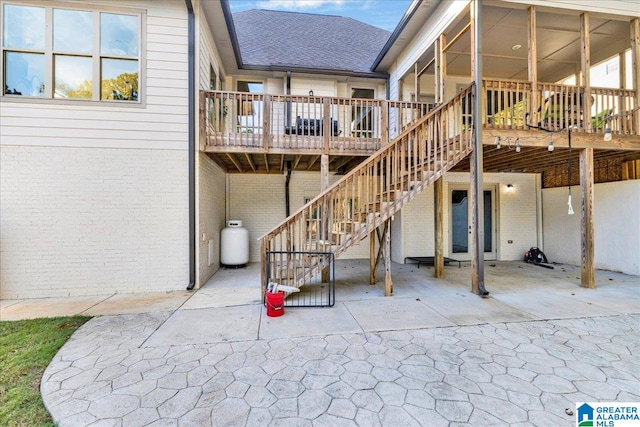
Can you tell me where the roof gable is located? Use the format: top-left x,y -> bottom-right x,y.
232,9 -> 390,75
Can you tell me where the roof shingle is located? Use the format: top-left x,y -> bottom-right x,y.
232,9 -> 390,74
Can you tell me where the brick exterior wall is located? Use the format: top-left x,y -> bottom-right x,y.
0,146 -> 189,299
197,153 -> 226,287
228,172 -> 370,263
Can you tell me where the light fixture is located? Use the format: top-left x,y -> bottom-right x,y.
568,194 -> 575,215
495,136 -> 501,149
511,44 -> 522,51
308,90 -> 314,96
515,138 -> 521,153
604,115 -> 612,141
506,184 -> 514,191
548,135 -> 554,152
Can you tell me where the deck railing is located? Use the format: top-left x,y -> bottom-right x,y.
483,79 -> 638,135
201,90 -> 435,153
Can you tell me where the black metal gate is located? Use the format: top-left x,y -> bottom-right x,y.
265,251 -> 335,307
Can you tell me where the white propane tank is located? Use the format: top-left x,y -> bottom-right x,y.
221,220 -> 249,267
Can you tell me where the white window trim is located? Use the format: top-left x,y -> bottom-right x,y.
0,0 -> 146,107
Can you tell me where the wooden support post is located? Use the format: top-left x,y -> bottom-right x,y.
434,177 -> 444,278
370,229 -> 376,285
321,153 -> 330,282
381,100 -> 389,144
321,154 -> 330,190
263,95 -> 271,151
323,98 -> 331,153
438,34 -> 446,104
619,52 -> 627,126
470,0 -> 488,296
414,62 -> 421,104
632,18 -> 640,134
527,6 -> 538,123
581,13 -> 592,132
414,61 -> 421,122
383,220 -> 393,296
580,147 -> 595,288
434,38 -> 441,104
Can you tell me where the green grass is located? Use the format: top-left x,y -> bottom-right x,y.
0,316 -> 91,427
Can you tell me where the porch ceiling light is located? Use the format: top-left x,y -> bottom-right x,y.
604,115 -> 612,141
515,138 -> 521,153
511,44 -> 522,51
506,184 -> 514,191
548,136 -> 554,152
495,136 -> 501,149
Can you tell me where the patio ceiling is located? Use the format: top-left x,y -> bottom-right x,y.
205,153 -> 367,175
206,147 -> 639,176
415,2 -> 632,83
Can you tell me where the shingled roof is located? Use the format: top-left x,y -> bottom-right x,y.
232,9 -> 391,75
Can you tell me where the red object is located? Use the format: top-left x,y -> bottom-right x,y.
265,291 -> 285,317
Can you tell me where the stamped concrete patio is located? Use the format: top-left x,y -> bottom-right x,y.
3,260 -> 639,426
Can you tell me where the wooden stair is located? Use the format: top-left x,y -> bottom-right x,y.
260,84 -> 476,295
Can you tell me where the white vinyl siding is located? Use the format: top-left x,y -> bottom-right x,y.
0,0 -> 188,150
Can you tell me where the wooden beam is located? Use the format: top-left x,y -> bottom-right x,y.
434,177 -> 444,278
482,130 -> 640,151
581,13 -> 592,132
245,153 -> 256,172
443,22 -> 471,53
307,155 -> 320,170
418,58 -> 435,77
226,153 -> 243,172
580,147 -> 595,288
528,6 -> 538,123
292,154 -> 302,170
632,18 -> 640,134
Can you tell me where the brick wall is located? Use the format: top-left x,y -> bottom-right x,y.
197,153 -> 226,287
228,171 -> 370,263
394,172 -> 540,263
0,146 -> 189,299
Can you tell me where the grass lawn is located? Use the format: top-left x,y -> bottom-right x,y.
0,316 -> 91,427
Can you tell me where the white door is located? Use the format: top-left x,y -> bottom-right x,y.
450,186 -> 497,261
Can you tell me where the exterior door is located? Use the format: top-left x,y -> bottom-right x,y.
450,186 -> 497,261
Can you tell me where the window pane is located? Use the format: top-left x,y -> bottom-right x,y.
54,9 -> 93,53
54,56 -> 92,99
3,4 -> 45,50
101,59 -> 138,101
100,13 -> 138,57
451,190 -> 468,254
4,52 -> 45,96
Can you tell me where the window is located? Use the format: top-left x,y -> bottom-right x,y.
2,3 -> 141,102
